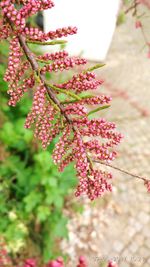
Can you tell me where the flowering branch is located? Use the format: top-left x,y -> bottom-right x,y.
93,160 -> 147,181
93,160 -> 150,192
0,0 -> 124,201
124,0 -> 150,56
124,0 -> 139,14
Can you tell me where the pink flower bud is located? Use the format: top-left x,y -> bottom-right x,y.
107,261 -> 118,267
48,257 -> 64,267
135,20 -> 142,28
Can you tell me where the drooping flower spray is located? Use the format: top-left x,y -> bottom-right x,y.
0,0 -> 123,200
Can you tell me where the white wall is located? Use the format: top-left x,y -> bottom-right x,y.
44,0 -> 120,61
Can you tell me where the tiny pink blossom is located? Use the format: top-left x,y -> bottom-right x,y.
135,20 -> 142,28
48,257 -> 64,267
144,180 -> 150,192
77,256 -> 88,267
107,261 -> 118,267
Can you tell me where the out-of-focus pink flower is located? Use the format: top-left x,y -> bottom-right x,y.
147,50 -> 150,59
24,258 -> 36,267
135,20 -> 142,29
48,257 -> 64,267
107,261 -> 118,267
144,180 -> 150,192
77,256 -> 87,267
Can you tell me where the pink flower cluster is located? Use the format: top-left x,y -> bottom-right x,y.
25,85 -> 47,128
47,257 -> 118,267
52,116 -> 122,200
20,0 -> 54,18
44,26 -> 78,41
0,243 -> 119,267
0,0 -> 25,29
73,133 -> 89,179
84,140 -> 117,162
0,0 -> 78,46
1,0 -> 123,200
77,256 -> 87,267
78,95 -> 112,105
0,21 -> 10,39
24,259 -> 36,267
64,103 -> 87,116
8,73 -> 34,106
75,169 -> 113,201
47,256 -> 87,267
55,72 -> 104,93
37,51 -> 69,61
4,37 -> 23,82
41,57 -> 87,74
24,85 -> 62,149
23,26 -> 77,41
48,257 -> 64,267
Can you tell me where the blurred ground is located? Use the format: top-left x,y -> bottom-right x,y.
60,13 -> 150,267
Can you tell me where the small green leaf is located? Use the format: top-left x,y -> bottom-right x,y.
41,176 -> 57,187
34,151 -> 53,171
27,39 -> 67,46
61,94 -> 96,104
24,191 -> 43,213
88,105 -> 110,117
53,216 -> 68,238
117,11 -> 126,26
84,63 -> 106,73
37,206 -> 50,222
54,195 -> 64,209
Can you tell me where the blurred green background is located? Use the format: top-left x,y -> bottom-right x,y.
0,39 -> 78,263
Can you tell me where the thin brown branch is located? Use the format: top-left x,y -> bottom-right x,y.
93,160 -> 148,182
125,4 -> 135,14
124,1 -> 139,14
140,25 -> 149,45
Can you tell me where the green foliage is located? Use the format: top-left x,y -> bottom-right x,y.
117,11 -> 126,26
123,0 -> 131,4
0,40 -> 77,262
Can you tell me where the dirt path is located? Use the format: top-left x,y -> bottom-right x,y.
61,13 -> 150,267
